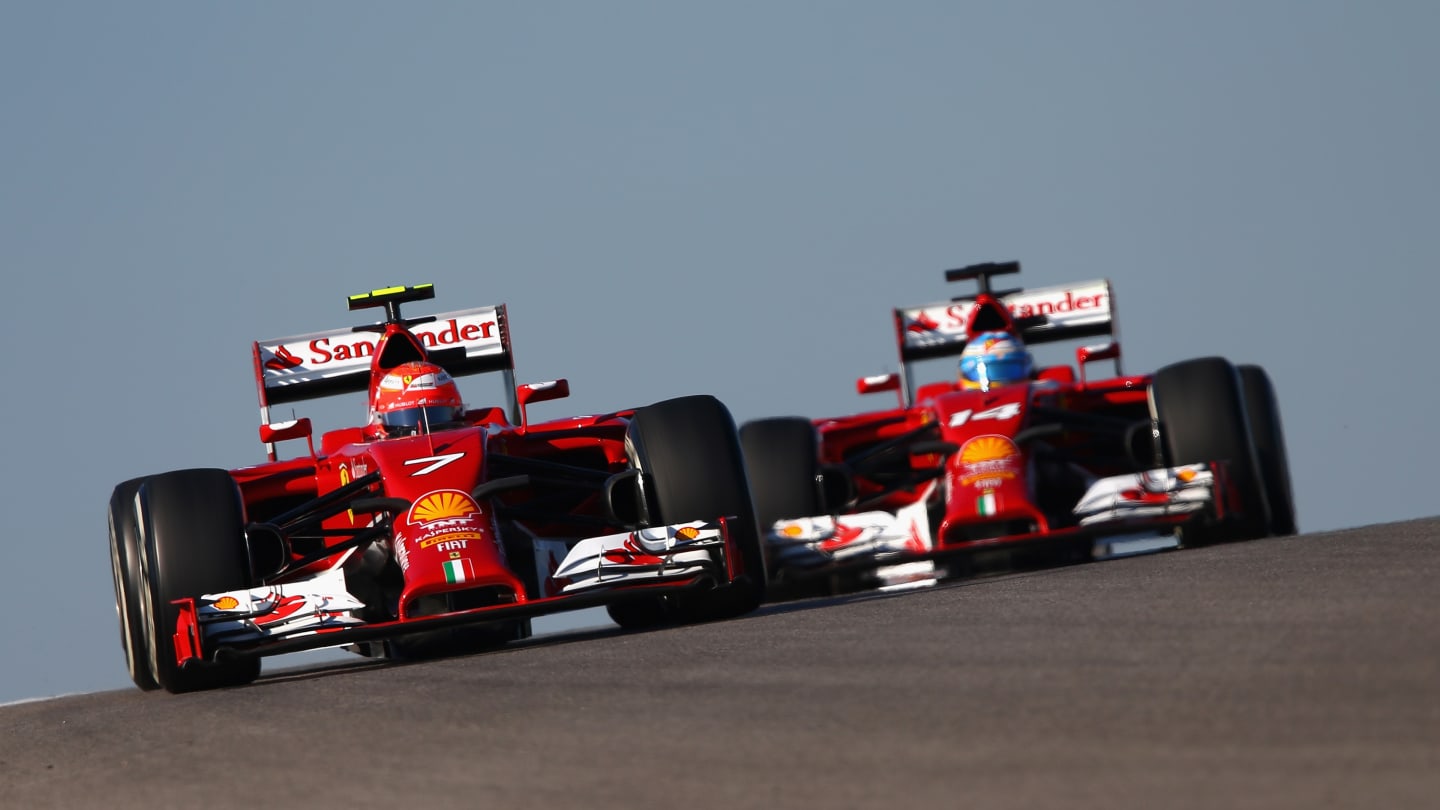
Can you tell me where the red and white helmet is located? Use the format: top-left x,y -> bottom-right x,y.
368,361 -> 465,438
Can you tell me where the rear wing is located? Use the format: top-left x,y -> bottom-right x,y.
252,300 -> 517,427
895,278 -> 1116,363
887,262 -> 1121,407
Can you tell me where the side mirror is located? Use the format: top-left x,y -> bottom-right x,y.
259,418 -> 315,459
518,379 -> 570,407
517,379 -> 570,429
260,417 -> 312,444
856,372 -> 904,410
855,373 -> 900,395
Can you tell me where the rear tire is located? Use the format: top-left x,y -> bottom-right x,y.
108,476 -> 159,691
1150,357 -> 1268,545
135,469 -> 262,692
1238,364 -> 1297,536
607,395 -> 766,628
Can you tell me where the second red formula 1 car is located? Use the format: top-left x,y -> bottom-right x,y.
108,284 -> 766,692
741,261 -> 1295,595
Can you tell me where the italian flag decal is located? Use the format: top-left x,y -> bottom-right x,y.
442,559 -> 473,584
977,491 -> 997,516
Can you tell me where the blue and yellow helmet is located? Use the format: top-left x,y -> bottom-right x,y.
958,331 -> 1034,391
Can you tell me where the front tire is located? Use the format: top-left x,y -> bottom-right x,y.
135,468 -> 261,692
1238,364 -> 1297,536
1150,357 -> 1268,545
740,417 -> 864,599
740,417 -> 825,530
109,476 -> 159,691
606,395 -> 766,628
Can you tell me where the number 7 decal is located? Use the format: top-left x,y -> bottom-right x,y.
404,452 -> 465,476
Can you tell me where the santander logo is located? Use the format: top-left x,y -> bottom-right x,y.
265,316 -> 499,370
1005,290 -> 1108,320
264,345 -> 304,371
906,312 -> 941,333
944,291 -> 1108,327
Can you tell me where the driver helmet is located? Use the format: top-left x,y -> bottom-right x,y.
958,331 -> 1034,391
368,361 -> 466,438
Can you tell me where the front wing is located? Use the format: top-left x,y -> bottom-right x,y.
760,462 -> 1229,580
764,506 -> 939,590
170,520 -> 731,669
1072,463 -> 1216,526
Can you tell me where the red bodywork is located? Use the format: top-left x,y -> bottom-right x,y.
786,265 -> 1240,574
164,287 -> 750,670
819,369 -> 1165,554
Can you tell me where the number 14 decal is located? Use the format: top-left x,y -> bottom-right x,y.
948,403 -> 1021,427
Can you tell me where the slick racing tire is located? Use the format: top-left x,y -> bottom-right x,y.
739,417 -> 825,530
1239,364 -> 1298,536
109,476 -> 160,692
135,468 -> 261,693
739,417 -> 862,600
1150,357 -> 1268,546
608,395 -> 767,629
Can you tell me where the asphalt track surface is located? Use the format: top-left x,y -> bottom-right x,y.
5,518 -> 1439,810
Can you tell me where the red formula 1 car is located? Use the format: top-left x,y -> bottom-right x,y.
741,261 -> 1295,595
108,284 -> 766,693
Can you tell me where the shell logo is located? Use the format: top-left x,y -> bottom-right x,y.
676,526 -> 700,541
213,596 -> 240,610
410,490 -> 480,523
959,434 -> 1022,486
960,436 -> 1018,464
339,465 -> 355,523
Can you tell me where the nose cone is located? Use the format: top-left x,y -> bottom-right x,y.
394,488 -> 526,618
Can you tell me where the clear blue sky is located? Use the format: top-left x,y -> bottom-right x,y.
3,2 -> 1435,703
